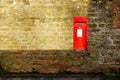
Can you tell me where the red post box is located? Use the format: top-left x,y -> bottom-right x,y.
73,17 -> 87,50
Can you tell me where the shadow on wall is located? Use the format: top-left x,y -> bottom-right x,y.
0,50 -> 90,74
88,0 -> 120,73
87,0 -> 114,63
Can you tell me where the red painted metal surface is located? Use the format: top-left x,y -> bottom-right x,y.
73,17 -> 87,50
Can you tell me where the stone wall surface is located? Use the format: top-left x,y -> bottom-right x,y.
113,0 -> 120,28
0,0 -> 120,73
0,0 -> 90,50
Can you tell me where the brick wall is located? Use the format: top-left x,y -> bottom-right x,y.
0,0 -> 120,73
0,0 -> 90,50
113,0 -> 120,28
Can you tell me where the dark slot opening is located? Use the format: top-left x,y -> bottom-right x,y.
75,21 -> 85,23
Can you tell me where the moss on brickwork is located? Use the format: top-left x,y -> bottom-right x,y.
0,52 -> 14,72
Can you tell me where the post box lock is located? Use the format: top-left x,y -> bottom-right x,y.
73,17 -> 87,50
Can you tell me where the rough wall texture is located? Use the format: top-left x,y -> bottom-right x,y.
113,0 -> 120,28
0,0 -> 120,73
0,0 -> 90,50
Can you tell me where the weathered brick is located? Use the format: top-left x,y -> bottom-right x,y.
113,0 -> 120,28
0,0 -> 120,74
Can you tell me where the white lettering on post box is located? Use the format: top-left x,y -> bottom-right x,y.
77,28 -> 82,37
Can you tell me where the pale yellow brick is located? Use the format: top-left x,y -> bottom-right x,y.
0,0 -> 89,50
